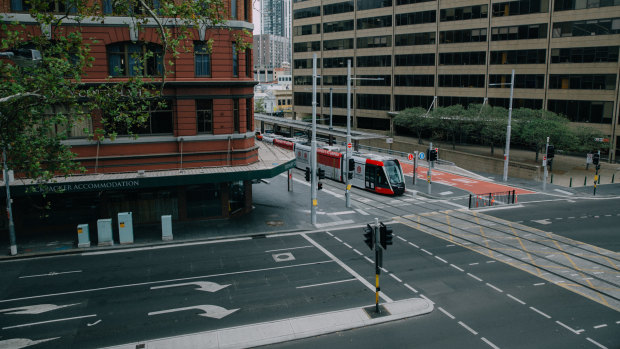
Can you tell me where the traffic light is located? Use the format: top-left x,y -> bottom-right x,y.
593,153 -> 600,165
318,168 -> 325,179
363,224 -> 374,250
429,148 -> 438,161
546,145 -> 555,159
305,167 -> 310,181
318,182 -> 323,190
379,222 -> 393,249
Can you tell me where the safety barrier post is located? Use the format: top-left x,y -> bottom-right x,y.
468,194 -> 472,209
612,173 -> 615,183
550,174 -> 553,184
569,177 -> 572,187
584,176 -> 587,186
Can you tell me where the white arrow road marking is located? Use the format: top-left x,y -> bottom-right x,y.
150,281 -> 230,293
532,219 -> 552,225
19,270 -> 82,279
148,305 -> 239,319
0,303 -> 80,315
87,320 -> 101,327
0,337 -> 60,349
2,314 -> 97,330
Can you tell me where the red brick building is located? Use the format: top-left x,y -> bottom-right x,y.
1,0 -> 295,235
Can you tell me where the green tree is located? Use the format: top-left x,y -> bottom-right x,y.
431,105 -> 465,150
393,107 -> 428,144
476,104 -> 508,156
514,108 -> 574,162
1,0 -> 249,185
570,127 -> 611,153
254,98 -> 266,114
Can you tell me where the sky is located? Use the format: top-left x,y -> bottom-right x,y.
252,0 -> 261,35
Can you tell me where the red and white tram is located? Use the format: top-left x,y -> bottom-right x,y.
293,143 -> 406,196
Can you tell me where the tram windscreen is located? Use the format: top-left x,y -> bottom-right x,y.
384,161 -> 404,184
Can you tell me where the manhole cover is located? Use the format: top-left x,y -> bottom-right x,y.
266,220 -> 284,226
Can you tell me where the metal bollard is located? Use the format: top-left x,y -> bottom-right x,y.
612,173 -> 615,184
598,175 -> 601,184
550,174 -> 553,184
584,176 -> 587,186
569,177 -> 572,187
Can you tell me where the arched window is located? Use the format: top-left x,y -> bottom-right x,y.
107,42 -> 163,77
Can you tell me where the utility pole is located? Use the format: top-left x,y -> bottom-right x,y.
345,60 -> 352,208
503,69 -> 515,182
3,148 -> 17,255
543,137 -> 549,191
329,87 -> 333,146
311,53 -> 318,225
373,217 -> 381,314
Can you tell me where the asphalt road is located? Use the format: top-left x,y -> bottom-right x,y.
1,172 -> 618,349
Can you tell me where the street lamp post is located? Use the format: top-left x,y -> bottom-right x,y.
489,69 -> 515,182
311,53 -> 318,225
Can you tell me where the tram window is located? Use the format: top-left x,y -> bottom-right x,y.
384,161 -> 404,184
376,170 -> 389,188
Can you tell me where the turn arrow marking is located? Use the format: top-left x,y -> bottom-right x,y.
0,303 -> 79,315
0,337 -> 60,348
148,305 -> 239,319
150,281 -> 230,293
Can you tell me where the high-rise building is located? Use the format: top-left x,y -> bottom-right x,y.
262,0 -> 290,37
291,0 -> 620,160
255,34 -> 292,81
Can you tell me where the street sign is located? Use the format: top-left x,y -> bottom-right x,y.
586,153 -> 593,164
419,152 -> 425,160
408,153 -> 414,161
386,138 -> 393,144
347,143 -> 352,149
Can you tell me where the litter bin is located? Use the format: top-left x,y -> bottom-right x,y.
77,224 -> 90,248
97,218 -> 113,246
161,215 -> 172,241
118,212 -> 134,244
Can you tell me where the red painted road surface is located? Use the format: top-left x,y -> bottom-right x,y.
401,163 -> 535,195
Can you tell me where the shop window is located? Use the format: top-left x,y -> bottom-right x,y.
229,181 -> 245,214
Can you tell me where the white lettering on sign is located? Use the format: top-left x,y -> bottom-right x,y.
30,180 -> 140,193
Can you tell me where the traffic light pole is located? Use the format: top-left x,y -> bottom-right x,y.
374,217 -> 380,314
594,150 -> 600,196
311,54 -> 318,226
3,148 -> 17,256
427,142 -> 432,195
345,60 -> 352,209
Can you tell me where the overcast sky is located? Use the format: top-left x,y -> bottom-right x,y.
252,0 -> 261,35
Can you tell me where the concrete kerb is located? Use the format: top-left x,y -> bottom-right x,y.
104,297 -> 433,349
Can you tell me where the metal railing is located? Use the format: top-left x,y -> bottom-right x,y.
468,190 -> 516,209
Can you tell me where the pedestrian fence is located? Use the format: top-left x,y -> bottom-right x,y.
468,190 -> 517,209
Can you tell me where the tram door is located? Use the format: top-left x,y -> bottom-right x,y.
365,164 -> 377,190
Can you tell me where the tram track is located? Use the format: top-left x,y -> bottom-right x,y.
305,171 -> 620,310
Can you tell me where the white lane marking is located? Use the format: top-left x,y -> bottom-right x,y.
409,242 -> 420,248
530,306 -> 551,319
438,307 -> 455,320
404,283 -> 418,293
334,237 -> 343,243
380,267 -> 388,273
389,274 -> 402,283
475,205 -> 524,212
458,321 -> 478,335
486,283 -> 503,293
444,201 -> 467,209
451,264 -> 464,272
587,338 -> 608,349
148,305 -> 238,319
19,270 -> 82,279
556,321 -> 581,335
467,273 -> 483,282
568,216 -> 575,219
469,263 -> 479,266
594,324 -> 607,329
355,209 -> 370,216
420,294 -> 434,305
435,256 -> 448,264
481,337 -> 500,349
0,260 -> 334,304
554,189 -> 574,195
2,314 -> 97,330
0,337 -> 60,347
327,211 -> 357,216
87,319 -> 102,327
364,256 -> 374,264
343,243 -> 352,249
302,234 -> 393,303
151,281 -> 229,293
486,261 -> 495,264
446,244 -> 455,247
82,237 -> 251,255
534,283 -> 545,286
0,303 -> 80,315
314,220 -> 356,228
296,278 -> 357,289
533,219 -> 552,225
397,236 -> 407,242
326,232 -> 334,236
353,249 -> 363,256
439,191 -> 453,196
265,246 -> 313,253
421,249 -> 433,255
507,294 -> 526,305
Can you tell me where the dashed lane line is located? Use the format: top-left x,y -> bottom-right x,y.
486,283 -> 503,293
389,273 -> 403,283
353,249 -> 363,256
529,306 -> 551,319
364,256 -> 374,264
451,264 -> 465,272
556,321 -> 582,335
404,283 -> 418,293
458,321 -> 478,335
397,236 -> 407,242
435,256 -> 448,264
593,324 -> 607,329
507,294 -> 526,305
467,273 -> 483,282
409,242 -> 420,248
343,243 -> 352,249
438,307 -> 455,320
421,249 -> 433,256
587,337 -> 608,349
481,337 -> 500,349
